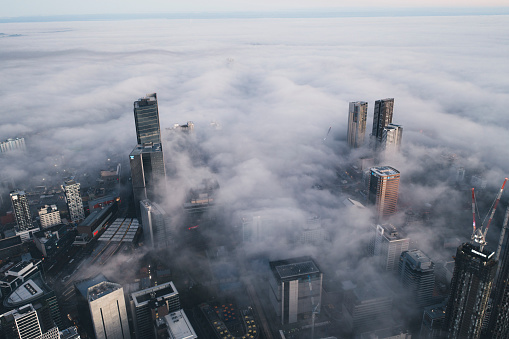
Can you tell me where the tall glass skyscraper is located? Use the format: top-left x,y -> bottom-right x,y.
134,93 -> 161,145
371,98 -> 394,145
62,180 -> 85,224
347,101 -> 368,148
368,166 -> 400,220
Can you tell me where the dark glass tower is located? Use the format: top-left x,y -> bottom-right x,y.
371,98 -> 394,145
134,93 -> 162,145
443,243 -> 497,339
10,190 -> 32,231
347,101 -> 368,148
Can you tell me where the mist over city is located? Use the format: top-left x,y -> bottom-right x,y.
1,8 -> 509,339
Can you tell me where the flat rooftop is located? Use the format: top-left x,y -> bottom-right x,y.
165,310 -> 197,339
134,93 -> 157,108
75,273 -> 108,299
131,281 -> 178,306
98,218 -> 139,242
88,281 -> 122,302
129,143 -> 162,155
6,279 -> 43,305
370,166 -> 400,177
270,256 -> 321,281
404,249 -> 433,270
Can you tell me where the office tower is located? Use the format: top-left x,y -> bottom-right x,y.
347,101 -> 368,148
372,224 -> 409,272
443,243 -> 497,339
399,249 -> 435,308
371,98 -> 394,145
130,143 -> 166,216
10,190 -> 32,231
163,309 -> 197,339
134,93 -> 161,145
420,301 -> 447,339
130,282 -> 180,339
0,137 -> 26,153
76,277 -> 131,339
11,304 -> 42,339
368,166 -> 400,220
382,123 -> 403,155
62,180 -> 85,224
140,200 -> 171,249
342,281 -> 393,332
38,205 -> 61,229
268,257 -> 322,324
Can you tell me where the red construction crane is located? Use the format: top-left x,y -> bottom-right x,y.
471,178 -> 508,251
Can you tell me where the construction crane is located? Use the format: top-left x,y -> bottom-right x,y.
308,275 -> 320,339
494,205 -> 509,281
471,178 -> 508,251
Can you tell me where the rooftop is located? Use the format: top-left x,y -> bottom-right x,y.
134,93 -> 157,108
131,281 -> 178,307
404,249 -> 434,271
129,143 -> 162,156
4,272 -> 52,308
370,166 -> 400,177
165,309 -> 197,339
87,281 -> 122,302
270,256 -> 321,281
75,273 -> 108,299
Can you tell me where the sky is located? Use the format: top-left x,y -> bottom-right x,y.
2,0 -> 509,18
1,14 -> 509,290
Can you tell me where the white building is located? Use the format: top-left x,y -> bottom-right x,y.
382,123 -> 403,156
347,102 -> 368,148
164,310 -> 197,339
62,180 -> 85,224
372,224 -> 409,272
0,137 -> 26,153
87,281 -> 131,339
10,190 -> 33,231
38,205 -> 61,229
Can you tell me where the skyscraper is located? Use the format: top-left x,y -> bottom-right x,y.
0,137 -> 26,153
134,93 -> 161,145
399,249 -> 435,308
382,123 -> 403,156
368,166 -> 400,220
130,143 -> 166,216
62,180 -> 85,224
371,98 -> 394,145
443,243 -> 497,339
76,278 -> 131,339
10,190 -> 32,231
372,224 -> 409,272
347,101 -> 368,148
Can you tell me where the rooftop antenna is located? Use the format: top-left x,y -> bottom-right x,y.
471,178 -> 508,251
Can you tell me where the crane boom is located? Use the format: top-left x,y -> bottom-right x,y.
484,178 -> 508,234
472,188 -> 477,233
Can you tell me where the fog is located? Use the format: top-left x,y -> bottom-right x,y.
1,14 -> 509,332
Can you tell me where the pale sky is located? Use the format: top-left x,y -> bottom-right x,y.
2,0 -> 509,18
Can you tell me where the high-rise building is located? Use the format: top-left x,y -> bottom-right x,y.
38,205 -> 61,229
443,243 -> 497,339
268,257 -> 322,324
371,98 -> 394,145
372,224 -> 409,272
368,166 -> 400,220
0,137 -> 26,154
399,249 -> 435,308
420,301 -> 447,339
140,200 -> 171,249
130,282 -> 180,339
347,101 -> 368,148
0,303 -> 60,339
130,143 -> 166,216
75,276 -> 131,339
487,213 -> 509,338
62,180 -> 85,224
134,93 -> 161,145
10,190 -> 32,231
382,123 -> 403,156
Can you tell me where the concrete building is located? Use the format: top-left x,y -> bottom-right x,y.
342,281 -> 393,332
368,166 -> 400,220
140,200 -> 172,249
399,249 -> 435,308
38,205 -> 61,229
76,276 -> 131,339
62,180 -> 85,224
129,143 -> 166,217
0,260 -> 42,298
371,98 -> 394,146
0,137 -> 26,154
347,101 -> 368,148
163,310 -> 197,339
372,224 -> 409,272
269,257 -> 322,324
382,123 -> 403,156
134,93 -> 162,145
0,303 -> 60,339
77,202 -> 117,239
129,282 -> 180,339
10,190 -> 32,231
443,243 -> 497,339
